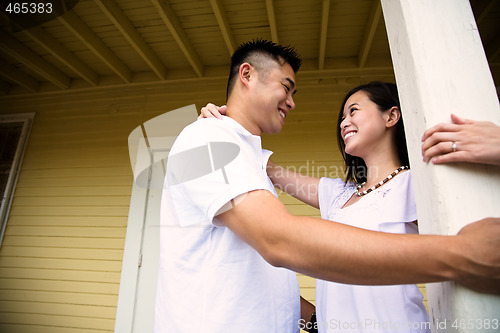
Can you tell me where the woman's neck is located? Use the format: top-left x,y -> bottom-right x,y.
361,153 -> 403,188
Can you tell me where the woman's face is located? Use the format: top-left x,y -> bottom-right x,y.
339,90 -> 390,157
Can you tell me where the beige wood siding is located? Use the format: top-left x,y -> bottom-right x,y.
0,76 -> 400,331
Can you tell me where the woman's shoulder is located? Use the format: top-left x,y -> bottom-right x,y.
319,176 -> 356,201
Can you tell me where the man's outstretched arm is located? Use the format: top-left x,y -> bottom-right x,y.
217,190 -> 500,293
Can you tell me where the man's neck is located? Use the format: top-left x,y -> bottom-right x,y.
225,102 -> 262,136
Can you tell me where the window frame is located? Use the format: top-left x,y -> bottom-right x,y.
0,112 -> 35,246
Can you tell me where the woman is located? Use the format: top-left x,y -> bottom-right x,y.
201,82 -> 430,332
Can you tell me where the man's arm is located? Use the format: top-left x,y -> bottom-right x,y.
218,190 -> 500,292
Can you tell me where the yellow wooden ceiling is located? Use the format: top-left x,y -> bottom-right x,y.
0,0 -> 498,96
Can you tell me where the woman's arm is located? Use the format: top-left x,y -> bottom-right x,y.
267,159 -> 321,209
199,103 -> 324,208
422,114 -> 500,166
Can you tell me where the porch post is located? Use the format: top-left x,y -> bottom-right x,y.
381,0 -> 500,331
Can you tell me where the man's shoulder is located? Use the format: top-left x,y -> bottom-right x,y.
172,118 -> 241,153
180,118 -> 236,136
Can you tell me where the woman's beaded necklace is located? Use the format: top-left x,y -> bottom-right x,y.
355,166 -> 409,197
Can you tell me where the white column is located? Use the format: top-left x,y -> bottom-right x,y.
381,0 -> 500,332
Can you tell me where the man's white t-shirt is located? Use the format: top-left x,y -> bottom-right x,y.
153,116 -> 300,333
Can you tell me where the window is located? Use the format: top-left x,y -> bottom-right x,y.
0,113 -> 34,246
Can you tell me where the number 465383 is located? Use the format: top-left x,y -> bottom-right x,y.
5,2 -> 53,14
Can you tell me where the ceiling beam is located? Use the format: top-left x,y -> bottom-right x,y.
210,0 -> 237,56
0,30 -> 70,89
265,0 -> 279,43
0,62 -> 397,97
21,26 -> 99,87
58,10 -> 132,83
0,61 -> 39,92
299,66 -> 394,80
318,0 -> 330,70
94,0 -> 167,80
358,0 -> 382,68
152,0 -> 204,77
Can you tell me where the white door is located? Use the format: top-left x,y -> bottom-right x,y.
115,105 -> 198,332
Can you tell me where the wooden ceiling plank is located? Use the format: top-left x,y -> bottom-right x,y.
0,80 -> 10,95
265,0 -> 279,43
0,61 -> 39,92
319,0 -> 330,70
22,26 -> 99,86
152,0 -> 204,77
209,0 -> 237,56
358,0 -> 382,68
0,30 -> 70,89
94,0 -> 167,80
58,10 -> 132,83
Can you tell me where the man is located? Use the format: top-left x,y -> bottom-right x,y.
153,40 -> 500,333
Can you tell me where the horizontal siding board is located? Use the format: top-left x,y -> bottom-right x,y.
19,167 -> 131,179
17,176 -> 133,187
0,289 -> 117,306
23,146 -> 129,162
0,324 -> 111,333
0,278 -> 119,294
26,135 -> 132,150
13,196 -> 131,207
5,226 -> 126,238
2,236 -> 125,249
0,257 -> 122,271
0,300 -> 116,318
21,154 -> 130,167
15,186 -> 131,197
6,216 -> 127,227
0,313 -> 114,330
9,206 -> 129,217
0,268 -> 120,284
0,246 -> 124,260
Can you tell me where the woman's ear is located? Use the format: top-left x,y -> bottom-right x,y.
385,106 -> 401,128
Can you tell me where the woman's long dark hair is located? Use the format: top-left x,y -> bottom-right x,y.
336,81 -> 409,184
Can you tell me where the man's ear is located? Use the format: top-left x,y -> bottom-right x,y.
239,63 -> 253,87
385,106 -> 401,128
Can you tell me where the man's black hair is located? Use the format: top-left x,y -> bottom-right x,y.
226,39 -> 302,99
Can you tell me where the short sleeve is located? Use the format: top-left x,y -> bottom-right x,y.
318,177 -> 350,220
164,118 -> 274,227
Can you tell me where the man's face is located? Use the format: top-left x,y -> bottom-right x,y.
251,62 -> 297,134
